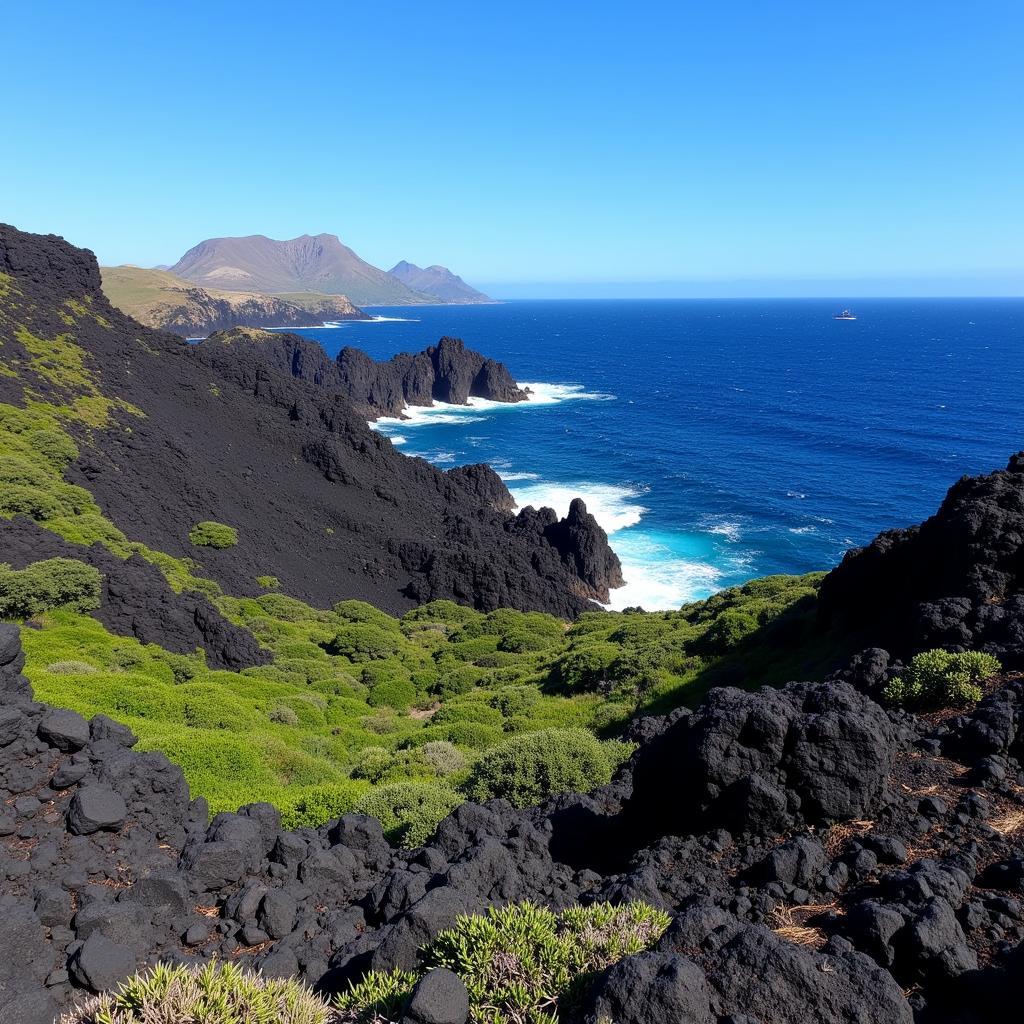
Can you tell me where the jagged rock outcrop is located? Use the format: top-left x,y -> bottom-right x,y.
2,618 -> 1022,1023
819,453 -> 1024,665
0,224 -> 618,617
203,328 -> 529,419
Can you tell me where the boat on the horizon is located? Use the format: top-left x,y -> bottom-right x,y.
833,309 -> 857,320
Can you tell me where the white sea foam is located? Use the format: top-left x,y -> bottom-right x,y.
518,382 -> 616,405
702,519 -> 743,542
509,481 -> 646,534
788,525 -> 816,535
367,315 -> 421,323
605,557 -> 724,611
500,471 -> 540,482
601,531 -> 726,611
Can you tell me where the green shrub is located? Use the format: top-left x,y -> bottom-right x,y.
367,676 -> 416,711
279,781 -> 366,829
0,558 -> 102,618
465,727 -> 614,807
45,660 -> 98,675
269,705 -> 300,726
355,782 -> 460,847
336,901 -> 670,1024
59,960 -> 332,1024
884,649 -> 999,708
490,684 -> 541,717
352,745 -> 395,782
256,575 -> 280,589
422,740 -> 465,777
555,642 -> 619,691
324,624 -> 401,662
188,520 -> 238,549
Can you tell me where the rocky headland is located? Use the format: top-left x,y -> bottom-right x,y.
100,265 -> 369,339
1,225 -> 620,615
202,327 -> 529,419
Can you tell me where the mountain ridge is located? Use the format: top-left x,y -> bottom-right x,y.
388,259 -> 494,303
170,233 -> 434,306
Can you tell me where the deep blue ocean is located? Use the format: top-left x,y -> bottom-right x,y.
288,299 -> 1024,610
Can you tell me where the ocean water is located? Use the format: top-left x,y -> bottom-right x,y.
289,299 -> 1024,610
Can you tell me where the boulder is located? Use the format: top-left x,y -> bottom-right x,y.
66,786 -> 128,835
38,708 -> 91,752
584,951 -> 712,1024
68,933 -> 137,993
401,968 -> 470,1024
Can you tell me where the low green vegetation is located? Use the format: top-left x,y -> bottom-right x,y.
337,900 -> 672,1024
0,558 -> 101,618
17,574 -> 823,839
884,648 -> 999,708
61,901 -> 670,1024
59,960 -> 332,1024
190,520 -> 239,549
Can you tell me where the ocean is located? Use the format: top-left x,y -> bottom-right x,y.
288,298 -> 1024,610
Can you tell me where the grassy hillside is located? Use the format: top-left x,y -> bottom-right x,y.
100,266 -> 366,334
100,265 -> 196,312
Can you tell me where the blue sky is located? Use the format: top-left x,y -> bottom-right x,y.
3,1 -> 1022,296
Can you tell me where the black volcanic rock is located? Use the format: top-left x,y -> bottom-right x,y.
0,224 -> 617,617
3,616 -> 1022,1023
819,453 -> 1024,664
205,327 -> 528,420
0,517 -> 269,670
446,464 -> 517,514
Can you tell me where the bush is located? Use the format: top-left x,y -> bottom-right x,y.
336,901 -> 670,1024
422,740 -> 465,777
884,649 -> 999,708
188,520 -> 238,549
59,960 -> 332,1024
465,727 -> 614,807
45,660 -> 98,675
352,745 -> 395,782
268,705 -> 300,726
367,676 -> 416,711
256,575 -> 280,589
489,684 -> 541,717
355,782 -> 460,847
0,558 -> 102,618
324,624 -> 401,662
279,782 -> 365,829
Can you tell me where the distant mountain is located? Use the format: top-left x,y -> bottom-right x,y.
388,260 -> 493,303
169,233 -> 432,306
101,265 -> 369,338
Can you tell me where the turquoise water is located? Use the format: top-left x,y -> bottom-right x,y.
289,298 -> 1024,609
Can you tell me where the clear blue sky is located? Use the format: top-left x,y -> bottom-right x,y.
4,1 -> 1022,296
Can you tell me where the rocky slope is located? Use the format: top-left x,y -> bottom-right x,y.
388,261 -> 493,304
2,548 -> 1023,1023
0,224 -> 621,614
819,453 -> 1024,665
170,234 -> 433,306
203,327 -> 528,419
100,266 -> 369,338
